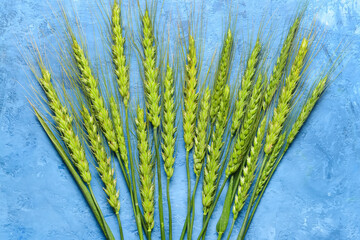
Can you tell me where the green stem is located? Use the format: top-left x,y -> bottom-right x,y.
116,213 -> 124,240
88,185 -> 113,240
226,218 -> 236,240
217,233 -> 223,240
125,109 -> 145,240
166,178 -> 172,240
189,176 -> 200,238
185,150 -> 191,240
153,128 -> 166,240
201,215 -> 206,240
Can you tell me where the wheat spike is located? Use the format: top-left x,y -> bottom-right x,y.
263,17 -> 300,110
233,117 -> 266,218
161,65 -> 177,179
135,106 -> 155,232
183,35 -> 198,151
111,1 -> 130,108
81,106 -> 120,213
264,38 -> 308,155
72,38 -> 119,152
210,29 -> 233,122
193,88 -> 211,176
202,85 -> 230,215
38,66 -> 91,183
142,10 -> 160,128
226,74 -> 264,177
231,40 -> 261,136
109,97 -> 129,172
286,76 -> 328,148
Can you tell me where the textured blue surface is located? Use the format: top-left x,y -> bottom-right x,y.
1,0 -> 360,239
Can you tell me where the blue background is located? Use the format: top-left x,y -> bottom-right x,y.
1,0 -> 360,239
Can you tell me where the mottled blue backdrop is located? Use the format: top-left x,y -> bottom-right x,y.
1,0 -> 360,239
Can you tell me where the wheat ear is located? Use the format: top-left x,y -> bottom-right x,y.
263,17 -> 300,110
193,88 -> 211,176
81,106 -> 120,213
161,65 -> 177,179
231,40 -> 262,136
264,38 -> 308,155
135,106 -> 155,233
256,76 -> 329,197
109,97 -> 129,172
72,39 -> 119,153
232,117 -> 267,219
111,0 -> 130,108
183,35 -> 198,151
210,29 -> 233,122
202,85 -> 230,215
38,67 -> 91,183
286,76 -> 328,149
226,74 -> 264,177
142,10 -> 160,128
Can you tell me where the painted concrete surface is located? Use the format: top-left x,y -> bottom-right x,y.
0,0 -> 360,239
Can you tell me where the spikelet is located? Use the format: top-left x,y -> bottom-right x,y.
210,29 -> 233,122
72,38 -> 119,152
111,1 -> 130,108
202,85 -> 230,215
81,106 -> 120,213
109,97 -> 129,172
161,65 -> 177,179
231,40 -> 262,135
263,17 -> 300,110
142,10 -> 160,128
38,66 -> 91,183
183,35 -> 198,151
226,74 -> 264,177
193,88 -> 211,176
286,76 -> 328,149
135,106 -> 155,232
264,38 -> 308,155
232,117 -> 266,218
